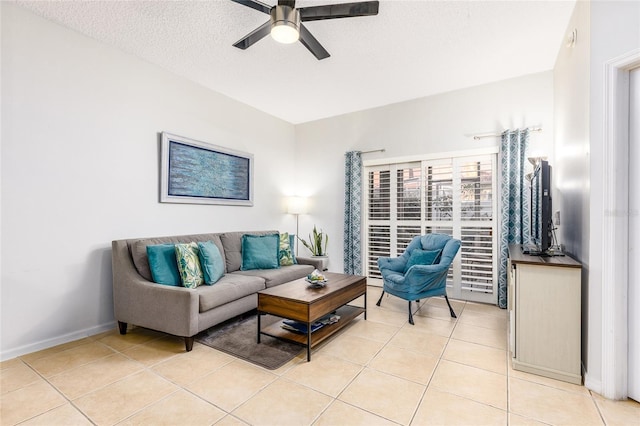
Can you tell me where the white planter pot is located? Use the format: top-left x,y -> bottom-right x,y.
312,255 -> 329,271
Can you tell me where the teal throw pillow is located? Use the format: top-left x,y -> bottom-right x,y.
175,242 -> 204,288
241,234 -> 280,270
405,248 -> 442,273
279,232 -> 294,266
198,241 -> 224,285
146,244 -> 180,286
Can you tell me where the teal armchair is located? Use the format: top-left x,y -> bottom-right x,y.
376,233 -> 461,324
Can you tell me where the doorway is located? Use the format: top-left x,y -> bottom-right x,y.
628,66 -> 639,402
363,151 -> 498,304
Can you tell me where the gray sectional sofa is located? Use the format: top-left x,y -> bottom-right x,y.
111,230 -> 323,351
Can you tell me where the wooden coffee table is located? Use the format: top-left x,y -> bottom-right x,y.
257,272 -> 367,361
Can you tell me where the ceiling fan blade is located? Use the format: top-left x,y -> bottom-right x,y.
230,0 -> 272,15
299,24 -> 330,60
233,21 -> 272,50
299,1 -> 379,22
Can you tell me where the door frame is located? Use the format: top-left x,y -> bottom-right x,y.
601,48 -> 640,400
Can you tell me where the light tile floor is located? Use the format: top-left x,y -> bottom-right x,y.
2,286 -> 639,425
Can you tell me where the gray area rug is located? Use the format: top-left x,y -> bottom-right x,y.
195,313 -> 304,370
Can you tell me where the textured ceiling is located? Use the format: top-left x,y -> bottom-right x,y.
16,0 -> 576,124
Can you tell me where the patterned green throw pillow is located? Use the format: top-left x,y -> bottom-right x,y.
175,242 -> 204,289
279,232 -> 294,266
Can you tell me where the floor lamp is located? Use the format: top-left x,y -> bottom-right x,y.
287,196 -> 308,256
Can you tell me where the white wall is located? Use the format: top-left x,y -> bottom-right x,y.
295,72 -> 554,273
553,0 -> 591,383
0,3 -> 296,359
585,0 -> 640,394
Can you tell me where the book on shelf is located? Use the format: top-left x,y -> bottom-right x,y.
281,320 -> 324,334
281,313 -> 341,334
318,314 -> 340,325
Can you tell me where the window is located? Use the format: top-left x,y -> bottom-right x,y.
364,153 -> 497,304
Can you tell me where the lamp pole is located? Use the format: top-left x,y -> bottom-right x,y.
288,196 -> 307,256
295,213 -> 300,256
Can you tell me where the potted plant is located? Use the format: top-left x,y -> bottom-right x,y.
298,225 -> 328,257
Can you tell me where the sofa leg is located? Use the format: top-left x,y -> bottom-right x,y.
118,321 -> 127,335
184,337 -> 194,352
444,295 -> 457,318
376,291 -> 385,307
408,301 -> 414,325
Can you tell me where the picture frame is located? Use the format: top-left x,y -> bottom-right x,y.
160,132 -> 253,206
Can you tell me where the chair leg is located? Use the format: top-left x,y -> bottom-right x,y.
408,301 -> 414,325
444,295 -> 457,318
376,290 -> 385,306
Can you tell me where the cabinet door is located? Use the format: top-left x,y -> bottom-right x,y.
515,264 -> 581,376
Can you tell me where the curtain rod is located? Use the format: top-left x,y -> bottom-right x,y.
473,127 -> 542,140
361,149 -> 386,154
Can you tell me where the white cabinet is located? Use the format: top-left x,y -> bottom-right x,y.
508,245 -> 582,384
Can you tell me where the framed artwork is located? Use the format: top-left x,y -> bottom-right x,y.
160,132 -> 253,206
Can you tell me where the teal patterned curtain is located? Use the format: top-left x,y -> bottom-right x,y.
344,151 -> 362,274
498,129 -> 530,308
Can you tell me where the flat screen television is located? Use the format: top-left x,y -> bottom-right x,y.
530,160 -> 552,254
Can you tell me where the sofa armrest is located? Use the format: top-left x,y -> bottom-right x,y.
296,256 -> 327,271
112,240 -> 199,337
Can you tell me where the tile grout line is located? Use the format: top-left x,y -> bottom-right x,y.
16,333 -> 186,425
415,301 -> 511,421
13,356 -> 98,426
14,297 -> 477,425
10,290 -> 624,426
325,301 -> 414,426
134,361 -> 223,424
589,390 -> 609,426
49,337 -> 168,426
308,290 -> 423,425
406,299 -> 465,426
109,339 -> 246,424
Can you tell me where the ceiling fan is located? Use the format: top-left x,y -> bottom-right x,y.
231,0 -> 380,60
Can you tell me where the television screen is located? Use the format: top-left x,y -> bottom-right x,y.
530,160 -> 552,254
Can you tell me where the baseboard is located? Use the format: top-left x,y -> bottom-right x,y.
0,321 -> 117,362
584,371 -> 602,395
512,359 -> 582,385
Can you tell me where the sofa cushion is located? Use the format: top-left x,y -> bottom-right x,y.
220,230 -> 278,273
232,264 -> 314,288
404,248 -> 441,273
175,243 -> 204,288
198,274 -> 265,312
279,232 -> 294,266
146,244 -> 181,286
241,234 -> 280,270
198,241 -> 224,285
130,233 -> 225,281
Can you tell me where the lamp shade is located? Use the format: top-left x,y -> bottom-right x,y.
270,5 -> 300,44
288,196 -> 308,215
271,23 -> 299,44
527,156 -> 548,167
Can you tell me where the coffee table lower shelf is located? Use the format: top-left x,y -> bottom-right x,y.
259,305 -> 364,354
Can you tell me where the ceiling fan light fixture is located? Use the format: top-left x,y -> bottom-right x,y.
270,6 -> 300,44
